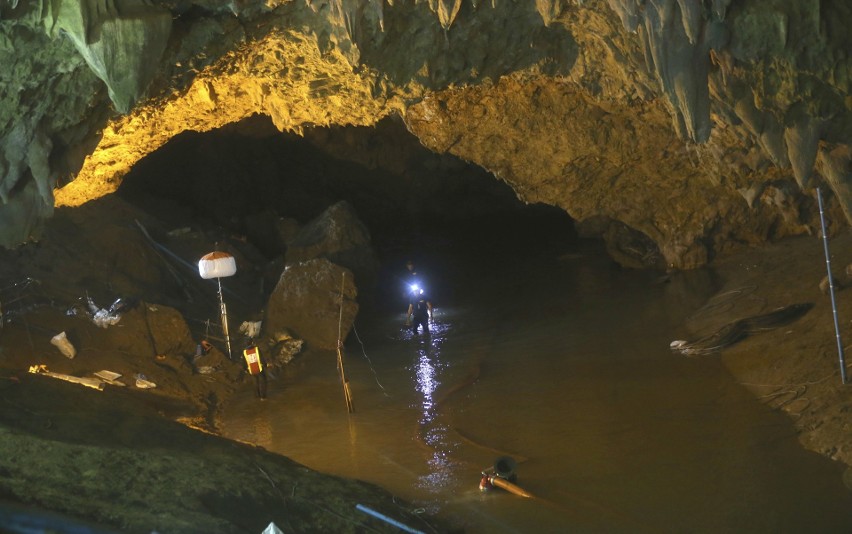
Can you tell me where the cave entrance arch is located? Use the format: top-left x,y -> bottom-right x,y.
117,113 -> 578,311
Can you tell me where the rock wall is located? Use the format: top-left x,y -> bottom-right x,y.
0,0 -> 850,268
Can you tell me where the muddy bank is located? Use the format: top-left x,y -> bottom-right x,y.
0,370 -> 457,533
679,231 -> 852,471
0,195 -> 460,532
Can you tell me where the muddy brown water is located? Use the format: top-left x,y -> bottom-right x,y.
222,240 -> 852,533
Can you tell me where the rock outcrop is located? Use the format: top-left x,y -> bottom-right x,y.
0,0 -> 850,268
263,258 -> 358,350
286,200 -> 378,288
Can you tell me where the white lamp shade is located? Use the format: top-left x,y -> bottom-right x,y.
198,251 -> 237,279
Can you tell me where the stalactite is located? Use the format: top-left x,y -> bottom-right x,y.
47,0 -> 172,113
733,95 -> 764,135
759,119 -> 789,169
436,0 -> 462,30
676,0 -> 702,44
711,0 -> 732,20
784,115 -> 822,188
0,122 -> 30,204
817,144 -> 852,223
606,0 -> 639,32
26,127 -> 54,206
606,0 -> 734,143
371,0 -> 384,32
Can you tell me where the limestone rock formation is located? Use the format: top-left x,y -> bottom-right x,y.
0,0 -> 850,268
263,257 -> 358,350
286,200 -> 379,287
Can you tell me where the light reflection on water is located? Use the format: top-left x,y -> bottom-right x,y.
412,335 -> 457,495
221,247 -> 852,532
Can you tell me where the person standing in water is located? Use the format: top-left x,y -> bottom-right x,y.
403,259 -> 434,321
407,286 -> 433,334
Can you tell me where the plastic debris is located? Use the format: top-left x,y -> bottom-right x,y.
239,320 -> 262,338
94,370 -> 125,387
89,298 -> 120,327
134,374 -> 157,389
28,364 -> 104,391
261,522 -> 284,534
85,295 -> 134,328
50,331 -> 76,359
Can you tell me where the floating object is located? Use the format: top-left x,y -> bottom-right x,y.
50,331 -> 76,359
261,522 -> 284,534
198,250 -> 236,359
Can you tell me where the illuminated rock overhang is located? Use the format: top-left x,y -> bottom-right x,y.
0,0 -> 850,269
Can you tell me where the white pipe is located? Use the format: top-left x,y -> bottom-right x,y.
816,187 -> 847,384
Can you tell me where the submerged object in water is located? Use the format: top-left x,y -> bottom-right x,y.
671,302 -> 813,356
479,456 -> 533,498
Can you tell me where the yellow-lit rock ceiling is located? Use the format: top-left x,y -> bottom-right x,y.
1,0 -> 851,268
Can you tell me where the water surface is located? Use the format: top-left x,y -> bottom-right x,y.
222,236 -> 852,532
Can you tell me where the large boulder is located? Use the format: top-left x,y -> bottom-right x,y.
285,201 -> 378,289
262,258 -> 358,351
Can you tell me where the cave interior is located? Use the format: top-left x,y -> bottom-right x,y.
115,112 -> 581,315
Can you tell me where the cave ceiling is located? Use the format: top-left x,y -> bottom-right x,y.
1,0 -> 851,268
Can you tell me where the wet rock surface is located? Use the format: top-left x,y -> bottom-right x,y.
0,193 -> 459,532
0,372 -> 454,533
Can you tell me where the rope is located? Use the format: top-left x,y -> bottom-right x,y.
350,322 -> 390,397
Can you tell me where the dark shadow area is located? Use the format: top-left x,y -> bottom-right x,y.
117,114 -> 579,317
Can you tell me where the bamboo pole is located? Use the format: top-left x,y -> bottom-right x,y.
337,272 -> 354,412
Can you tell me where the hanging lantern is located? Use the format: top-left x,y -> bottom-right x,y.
198,251 -> 237,279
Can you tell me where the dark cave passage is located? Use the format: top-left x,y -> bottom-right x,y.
117,114 -> 580,314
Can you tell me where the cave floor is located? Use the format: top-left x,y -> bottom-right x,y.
1,193 -> 852,531
688,231 -> 852,472
0,195 -> 460,533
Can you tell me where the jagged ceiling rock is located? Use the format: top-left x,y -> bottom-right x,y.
0,0 -> 850,268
